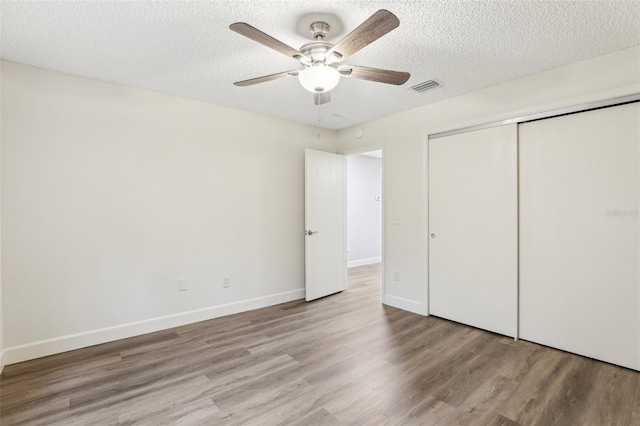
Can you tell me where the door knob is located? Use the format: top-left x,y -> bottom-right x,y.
306,230 -> 319,236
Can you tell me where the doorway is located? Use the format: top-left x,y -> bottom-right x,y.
346,149 -> 383,296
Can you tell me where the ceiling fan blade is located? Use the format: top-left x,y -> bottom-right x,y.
327,10 -> 400,61
230,22 -> 303,60
339,65 -> 410,85
233,70 -> 299,87
314,92 -> 331,105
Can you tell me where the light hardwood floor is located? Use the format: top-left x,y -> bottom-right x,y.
1,263 -> 638,425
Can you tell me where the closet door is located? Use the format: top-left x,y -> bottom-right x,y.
429,124 -> 518,337
520,103 -> 640,370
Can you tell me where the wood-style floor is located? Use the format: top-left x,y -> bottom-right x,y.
1,263 -> 638,425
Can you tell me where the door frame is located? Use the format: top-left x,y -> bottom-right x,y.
342,146 -> 384,299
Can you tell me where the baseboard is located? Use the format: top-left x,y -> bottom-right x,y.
383,294 -> 427,316
347,256 -> 382,268
3,288 -> 305,366
0,350 -> 5,375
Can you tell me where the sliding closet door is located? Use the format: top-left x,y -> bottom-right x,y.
520,103 -> 640,370
429,124 -> 518,337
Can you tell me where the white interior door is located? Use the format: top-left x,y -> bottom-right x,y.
429,124 -> 518,337
519,103 -> 640,370
305,149 -> 346,301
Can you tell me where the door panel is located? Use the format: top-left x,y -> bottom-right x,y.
519,103 -> 640,370
429,124 -> 518,337
305,149 -> 346,301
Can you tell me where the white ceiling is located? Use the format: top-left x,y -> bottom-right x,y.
2,1 -> 639,130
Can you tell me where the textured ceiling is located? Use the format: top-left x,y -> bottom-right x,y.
2,1 -> 639,130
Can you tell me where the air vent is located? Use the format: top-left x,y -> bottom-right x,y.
410,79 -> 442,93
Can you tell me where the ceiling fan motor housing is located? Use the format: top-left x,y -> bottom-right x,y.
309,21 -> 330,40
299,41 -> 333,65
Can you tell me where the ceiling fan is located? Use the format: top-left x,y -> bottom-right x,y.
230,10 -> 410,105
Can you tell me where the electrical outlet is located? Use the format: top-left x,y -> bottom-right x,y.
178,278 -> 188,291
223,276 -> 231,288
391,216 -> 400,225
393,271 -> 400,282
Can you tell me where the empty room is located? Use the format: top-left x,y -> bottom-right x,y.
1,1 -> 639,425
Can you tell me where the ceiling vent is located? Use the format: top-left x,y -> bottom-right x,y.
410,79 -> 442,93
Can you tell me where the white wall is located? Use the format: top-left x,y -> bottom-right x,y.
1,60 -> 337,364
0,60 -> 4,373
347,154 -> 382,267
337,45 -> 640,315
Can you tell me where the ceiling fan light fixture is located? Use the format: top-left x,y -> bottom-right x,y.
298,65 -> 340,93
230,10 -> 409,105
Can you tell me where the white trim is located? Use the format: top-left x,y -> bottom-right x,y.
347,256 -> 382,268
341,145 -> 384,156
423,133 -> 430,316
343,155 -> 348,290
383,294 -> 426,316
0,350 -> 5,375
380,146 -> 385,308
3,288 -> 304,366
425,84 -> 639,139
428,93 -> 640,140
